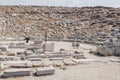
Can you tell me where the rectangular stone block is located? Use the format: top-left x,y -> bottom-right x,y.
4,56 -> 14,61
35,67 -> 55,76
72,54 -> 85,59
8,53 -> 16,56
1,61 -> 32,68
3,68 -> 31,78
47,53 -> 71,58
26,54 -> 47,59
72,59 -> 98,64
45,43 -> 54,51
28,58 -> 42,61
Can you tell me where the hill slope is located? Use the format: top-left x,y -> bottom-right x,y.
0,6 -> 120,41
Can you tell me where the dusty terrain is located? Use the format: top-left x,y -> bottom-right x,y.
0,41 -> 120,80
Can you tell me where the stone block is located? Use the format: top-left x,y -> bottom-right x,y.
45,43 -> 54,51
72,54 -> 85,59
32,61 -> 43,67
2,68 -> 31,78
35,67 -> 55,76
26,54 -> 47,59
97,46 -> 114,56
8,53 -> 16,56
1,61 -> 32,68
27,58 -> 42,61
0,47 -> 7,52
4,56 -> 14,61
47,53 -> 71,58
72,59 -> 98,64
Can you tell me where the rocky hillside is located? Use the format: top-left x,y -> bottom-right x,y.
0,6 -> 120,41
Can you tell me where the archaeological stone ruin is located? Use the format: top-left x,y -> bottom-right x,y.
0,6 -> 119,79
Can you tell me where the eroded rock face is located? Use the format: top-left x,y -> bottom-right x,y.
0,6 -> 119,41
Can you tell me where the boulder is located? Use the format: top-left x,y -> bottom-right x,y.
97,46 -> 114,56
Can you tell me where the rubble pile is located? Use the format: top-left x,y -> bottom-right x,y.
97,32 -> 120,56
0,6 -> 119,43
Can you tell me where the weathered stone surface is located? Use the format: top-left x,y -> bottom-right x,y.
35,67 -> 55,76
4,56 -> 14,61
72,59 -> 98,64
63,59 -> 76,66
14,57 -> 21,61
27,58 -> 42,61
7,53 -> 16,56
114,47 -> 120,56
8,43 -> 25,49
72,53 -> 85,59
32,61 -> 43,67
1,61 -> 32,68
41,59 -> 52,67
0,56 -> 20,61
16,52 -> 25,56
45,43 -> 54,51
0,47 -> 7,52
0,57 -> 4,61
47,53 -> 71,58
97,46 -> 114,56
52,60 -> 64,67
2,68 -> 31,78
26,54 -> 47,59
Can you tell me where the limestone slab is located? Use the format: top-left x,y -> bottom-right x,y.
2,68 -> 31,78
35,67 -> 55,76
